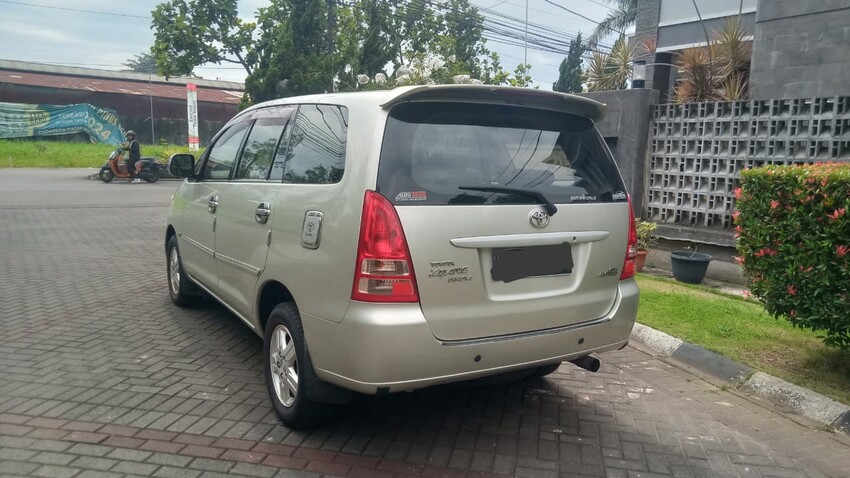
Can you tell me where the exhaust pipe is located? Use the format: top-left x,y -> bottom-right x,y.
569,356 -> 600,373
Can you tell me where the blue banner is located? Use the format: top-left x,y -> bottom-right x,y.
0,102 -> 126,145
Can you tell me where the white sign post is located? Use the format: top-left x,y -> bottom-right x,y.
187,83 -> 199,151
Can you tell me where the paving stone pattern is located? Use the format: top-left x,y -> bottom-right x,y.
1,200 -> 850,477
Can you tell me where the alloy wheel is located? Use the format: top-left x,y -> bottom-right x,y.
168,247 -> 181,296
270,325 -> 298,407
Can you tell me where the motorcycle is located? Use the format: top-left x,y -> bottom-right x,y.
98,148 -> 163,183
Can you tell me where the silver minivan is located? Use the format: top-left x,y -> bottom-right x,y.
165,85 -> 639,428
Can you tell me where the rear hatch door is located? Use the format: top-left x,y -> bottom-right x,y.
377,101 -> 630,341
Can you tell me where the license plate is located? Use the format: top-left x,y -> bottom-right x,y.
490,243 -> 574,283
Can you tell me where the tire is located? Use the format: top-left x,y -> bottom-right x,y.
264,302 -> 331,429
166,235 -> 202,307
531,362 -> 562,378
144,167 -> 160,183
98,167 -> 114,183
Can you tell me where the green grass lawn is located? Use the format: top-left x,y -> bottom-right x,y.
0,140 -> 202,168
637,274 -> 850,405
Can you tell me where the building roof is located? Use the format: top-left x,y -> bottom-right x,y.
0,60 -> 244,90
0,59 -> 243,104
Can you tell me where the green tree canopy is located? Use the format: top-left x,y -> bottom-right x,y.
151,0 -> 256,78
589,0 -> 637,47
151,0 -> 535,106
123,52 -> 159,74
553,33 -> 587,94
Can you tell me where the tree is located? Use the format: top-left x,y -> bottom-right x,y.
553,33 -> 587,93
123,53 -> 158,74
589,0 -> 637,47
440,0 -> 488,78
674,17 -> 752,103
150,0 -> 533,106
584,34 -> 635,92
151,0 -> 255,78
245,0 -> 334,103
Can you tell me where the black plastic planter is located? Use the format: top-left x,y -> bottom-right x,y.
670,251 -> 713,284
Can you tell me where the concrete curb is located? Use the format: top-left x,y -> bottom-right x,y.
630,323 -> 850,435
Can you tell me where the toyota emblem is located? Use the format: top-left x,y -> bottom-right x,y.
529,209 -> 550,228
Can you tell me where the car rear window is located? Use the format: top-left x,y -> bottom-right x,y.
377,102 -> 627,206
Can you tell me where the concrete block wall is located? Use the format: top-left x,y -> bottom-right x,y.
750,0 -> 850,99
580,89 -> 660,215
647,97 -> 850,245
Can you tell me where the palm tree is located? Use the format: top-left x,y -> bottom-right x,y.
589,0 -> 637,47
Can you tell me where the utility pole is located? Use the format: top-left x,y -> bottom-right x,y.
149,74 -> 155,144
524,0 -> 528,65
326,0 -> 336,54
327,0 -> 336,91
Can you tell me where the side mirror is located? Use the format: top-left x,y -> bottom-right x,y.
169,153 -> 195,178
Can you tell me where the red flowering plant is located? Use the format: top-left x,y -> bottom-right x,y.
735,163 -> 850,349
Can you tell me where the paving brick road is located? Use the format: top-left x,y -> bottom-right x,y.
1,170 -> 849,478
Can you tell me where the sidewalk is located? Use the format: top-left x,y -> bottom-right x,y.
631,270 -> 850,436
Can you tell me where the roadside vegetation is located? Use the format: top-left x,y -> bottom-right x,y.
637,274 -> 850,405
0,140 -> 202,168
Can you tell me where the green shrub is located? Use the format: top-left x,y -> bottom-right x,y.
636,220 -> 658,250
735,163 -> 850,348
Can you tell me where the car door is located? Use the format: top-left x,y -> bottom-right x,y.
178,119 -> 251,292
214,106 -> 296,319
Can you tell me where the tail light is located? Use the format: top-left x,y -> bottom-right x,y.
352,191 -> 419,302
620,195 -> 638,280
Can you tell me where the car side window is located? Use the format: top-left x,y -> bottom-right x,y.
201,121 -> 251,180
269,120 -> 293,182
282,104 -> 348,184
234,117 -> 288,180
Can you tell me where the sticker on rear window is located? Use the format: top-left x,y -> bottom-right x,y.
612,191 -> 627,200
570,194 -> 597,202
395,191 -> 428,202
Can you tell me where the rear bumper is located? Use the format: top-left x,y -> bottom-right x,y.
304,279 -> 639,394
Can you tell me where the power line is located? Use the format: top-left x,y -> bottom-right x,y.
0,0 -> 149,18
581,0 -> 617,11
478,0 -> 510,11
541,0 -> 623,34
5,0 -> 594,74
397,0 -> 613,59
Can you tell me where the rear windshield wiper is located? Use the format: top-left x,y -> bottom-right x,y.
458,186 -> 558,216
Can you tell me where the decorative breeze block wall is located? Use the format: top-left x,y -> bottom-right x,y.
647,97 -> 850,231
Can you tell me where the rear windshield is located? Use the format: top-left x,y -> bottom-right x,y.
377,102 -> 627,206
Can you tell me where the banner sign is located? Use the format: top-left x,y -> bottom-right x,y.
0,102 -> 125,145
187,83 -> 199,151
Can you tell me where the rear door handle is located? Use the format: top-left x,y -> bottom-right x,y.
208,195 -> 219,213
255,202 -> 271,224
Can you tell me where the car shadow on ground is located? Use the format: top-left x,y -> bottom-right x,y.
185,297 -> 759,477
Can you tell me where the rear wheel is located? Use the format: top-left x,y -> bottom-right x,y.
264,302 -> 331,429
144,167 -> 160,183
166,235 -> 202,307
98,167 -> 114,183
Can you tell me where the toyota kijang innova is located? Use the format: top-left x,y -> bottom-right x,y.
165,85 -> 639,428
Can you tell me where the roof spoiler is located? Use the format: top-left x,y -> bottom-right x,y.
380,85 -> 607,122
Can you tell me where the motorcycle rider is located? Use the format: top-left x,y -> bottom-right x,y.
124,130 -> 142,184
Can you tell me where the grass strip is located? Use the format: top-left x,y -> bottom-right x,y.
0,140 -> 202,168
637,274 -> 850,405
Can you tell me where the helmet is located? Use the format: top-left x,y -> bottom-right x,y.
126,130 -> 136,138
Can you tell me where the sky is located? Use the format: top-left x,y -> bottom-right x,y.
0,0 -> 617,90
